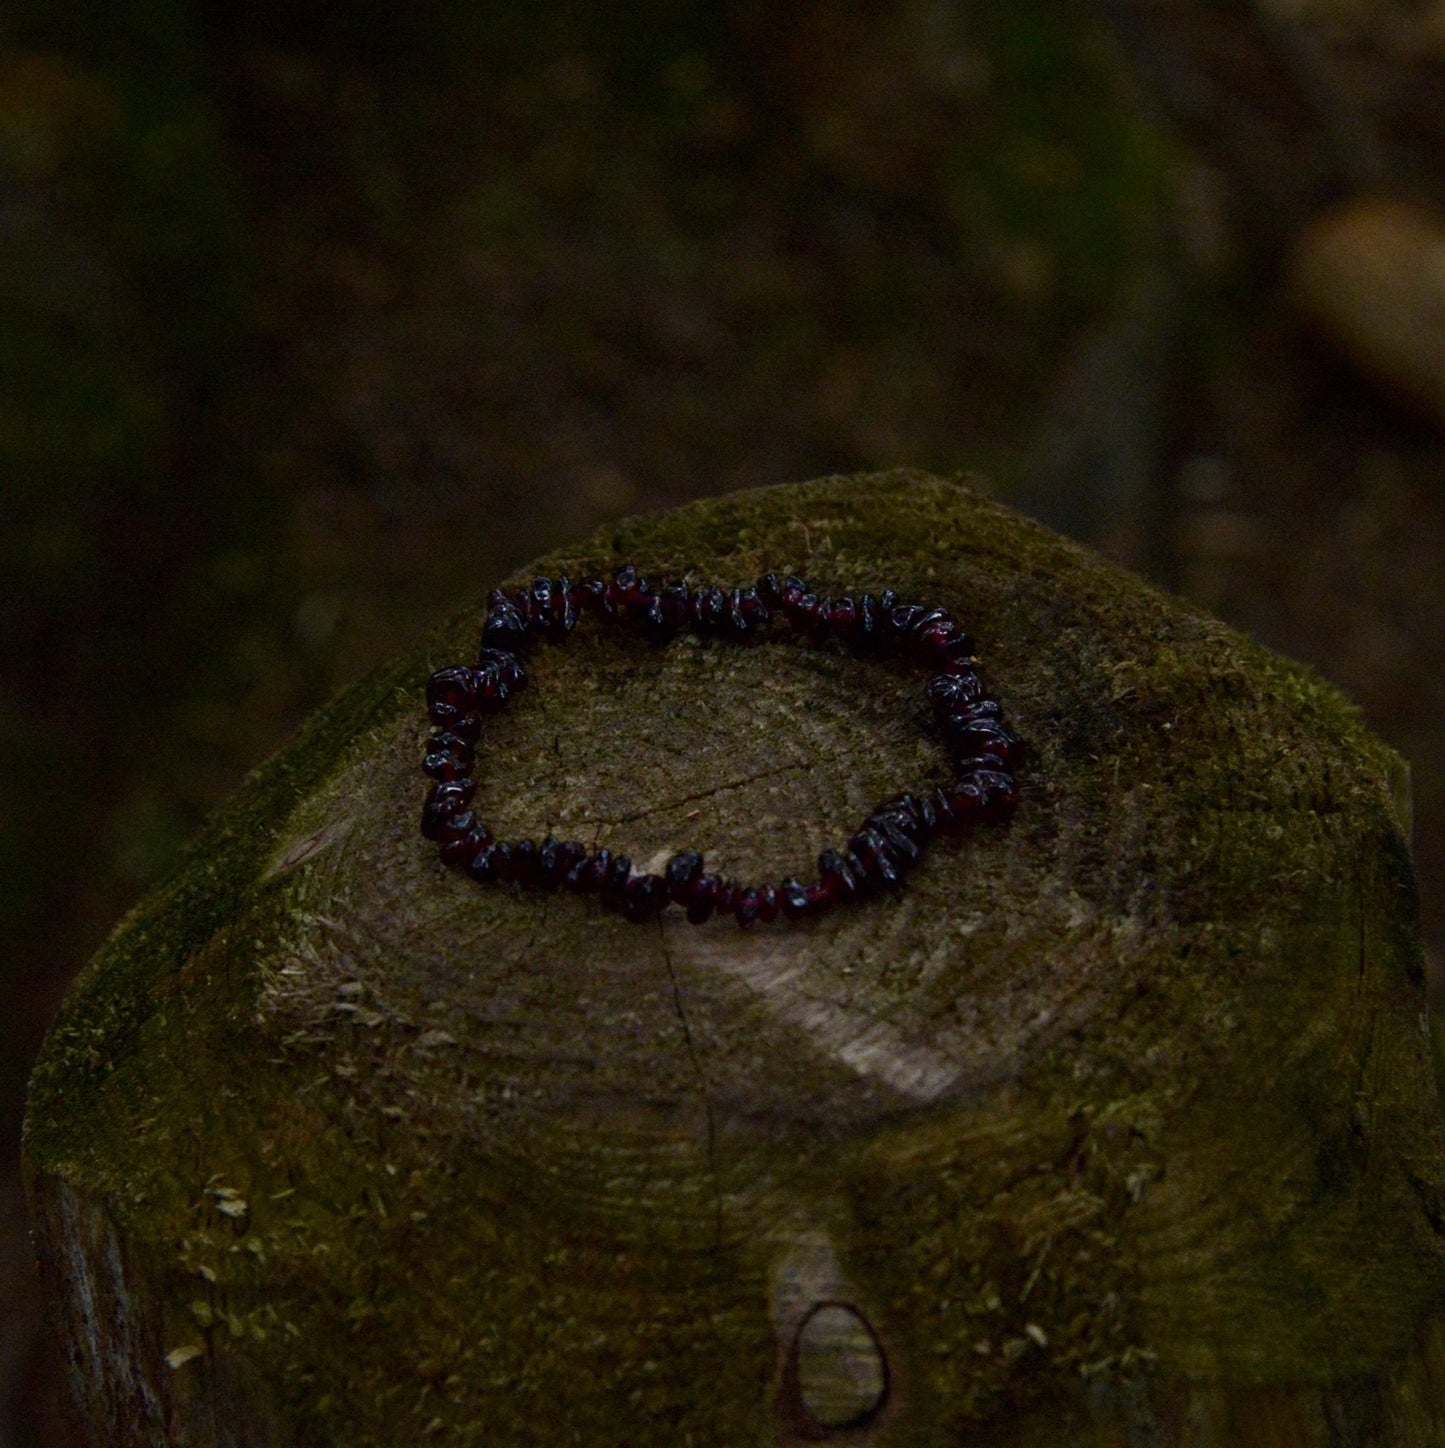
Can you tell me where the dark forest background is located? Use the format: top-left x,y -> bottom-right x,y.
4,1 -> 1445,1441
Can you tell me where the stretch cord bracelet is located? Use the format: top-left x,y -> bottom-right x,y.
420,566 -> 1022,927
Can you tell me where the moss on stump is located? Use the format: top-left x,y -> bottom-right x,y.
23,471 -> 1445,1446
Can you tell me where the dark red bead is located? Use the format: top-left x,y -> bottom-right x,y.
576,576 -> 616,618
825,597 -> 858,642
487,586 -> 518,616
869,792 -> 925,830
734,888 -> 761,927
839,849 -> 869,893
534,836 -> 565,889
482,598 -> 529,649
785,589 -> 821,628
868,852 -> 902,891
799,590 -> 833,648
427,780 -> 475,812
426,665 -> 477,715
529,575 -> 556,621
930,785 -> 959,828
599,853 -> 633,909
622,873 -> 669,922
466,843 -> 500,882
690,585 -> 727,631
779,877 -> 810,918
855,594 -> 883,647
508,839 -> 541,887
565,848 -> 611,893
845,826 -> 881,862
720,589 -> 748,639
818,849 -> 859,902
803,595 -> 831,645
888,603 -> 926,635
949,763 -> 1020,820
666,850 -> 704,902
529,576 -> 561,634
492,839 -> 520,881
779,575 -> 809,611
756,885 -> 779,923
926,671 -> 986,712
473,650 -> 517,709
912,793 -> 939,834
804,881 -> 833,912
952,751 -> 1013,773
943,720 -> 1021,766
737,586 -> 769,627
865,798 -> 911,836
605,563 -> 636,605
915,620 -> 975,667
419,799 -> 465,843
427,808 -> 476,846
643,581 -> 690,643
426,729 -> 477,759
845,828 -> 874,868
642,596 -> 669,642
940,698 -> 1002,727
477,678 -> 512,713
933,635 -> 978,668
662,580 -> 691,622
477,648 -> 526,692
910,606 -> 953,636
714,878 -> 740,913
440,824 -> 493,867
686,872 -> 722,924
848,828 -> 902,889
632,583 -> 659,621
940,784 -> 984,822
755,573 -> 783,607
422,749 -> 471,782
523,838 -> 551,886
545,577 -> 580,640
426,699 -> 466,729
866,814 -> 923,867
479,647 -> 524,684
868,795 -> 918,843
445,712 -> 482,745
607,564 -> 651,613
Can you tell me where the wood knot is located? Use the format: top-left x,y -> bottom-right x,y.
786,1300 -> 889,1436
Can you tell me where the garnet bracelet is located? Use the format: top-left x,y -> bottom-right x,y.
420,566 -> 1021,927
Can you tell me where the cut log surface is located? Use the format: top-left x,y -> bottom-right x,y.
23,472 -> 1445,1446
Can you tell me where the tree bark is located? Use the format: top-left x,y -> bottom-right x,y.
24,471 -> 1445,1445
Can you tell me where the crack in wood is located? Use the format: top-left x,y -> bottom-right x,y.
659,929 -> 725,1252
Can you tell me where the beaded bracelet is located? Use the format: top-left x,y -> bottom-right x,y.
420,566 -> 1021,928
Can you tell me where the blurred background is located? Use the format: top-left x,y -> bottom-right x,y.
3,0 -> 1444,1440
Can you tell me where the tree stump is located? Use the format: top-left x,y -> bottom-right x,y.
24,471 -> 1445,1446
